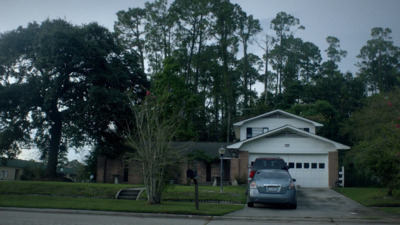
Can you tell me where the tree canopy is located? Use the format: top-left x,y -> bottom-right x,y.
0,19 -> 148,178
344,89 -> 400,194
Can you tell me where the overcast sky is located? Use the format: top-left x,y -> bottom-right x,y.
1,0 -> 399,74
1,0 -> 399,161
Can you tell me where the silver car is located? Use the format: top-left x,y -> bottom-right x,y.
247,169 -> 297,209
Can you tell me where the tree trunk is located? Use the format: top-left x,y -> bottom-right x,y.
45,112 -> 62,179
264,38 -> 269,105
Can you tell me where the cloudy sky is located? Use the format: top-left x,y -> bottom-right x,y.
1,0 -> 399,160
1,0 -> 399,73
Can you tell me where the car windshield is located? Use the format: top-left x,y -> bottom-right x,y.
256,171 -> 290,180
253,159 -> 286,170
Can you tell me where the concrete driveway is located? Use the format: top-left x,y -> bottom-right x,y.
228,188 -> 400,223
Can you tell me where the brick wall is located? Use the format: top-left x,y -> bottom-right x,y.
230,158 -> 239,182
238,151 -> 249,181
328,151 -> 339,187
127,161 -> 143,184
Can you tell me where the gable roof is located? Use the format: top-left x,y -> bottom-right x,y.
0,158 -> 42,168
227,125 -> 350,150
233,109 -> 323,127
173,142 -> 233,158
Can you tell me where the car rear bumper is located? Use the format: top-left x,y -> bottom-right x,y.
247,189 -> 297,204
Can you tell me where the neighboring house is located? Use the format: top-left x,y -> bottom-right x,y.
227,109 -> 350,188
0,158 -> 77,181
96,109 -> 349,188
0,158 -> 40,181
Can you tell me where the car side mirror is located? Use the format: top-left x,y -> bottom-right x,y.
292,178 -> 296,182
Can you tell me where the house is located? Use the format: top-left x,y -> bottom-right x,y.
0,158 -> 77,181
227,109 -> 350,188
96,142 -> 238,185
0,158 -> 43,181
96,109 -> 349,188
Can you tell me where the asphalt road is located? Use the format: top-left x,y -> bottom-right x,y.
1,188 -> 399,225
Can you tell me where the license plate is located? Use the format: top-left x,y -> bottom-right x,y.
268,187 -> 278,192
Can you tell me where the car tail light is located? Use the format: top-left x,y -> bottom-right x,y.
288,182 -> 295,190
250,181 -> 257,189
249,170 -> 256,178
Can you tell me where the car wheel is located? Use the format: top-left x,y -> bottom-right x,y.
247,202 -> 254,207
289,203 -> 297,209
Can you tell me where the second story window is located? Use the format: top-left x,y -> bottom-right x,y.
247,127 -> 269,139
246,128 -> 252,138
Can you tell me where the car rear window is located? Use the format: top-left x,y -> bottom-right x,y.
256,171 -> 291,180
253,159 -> 286,170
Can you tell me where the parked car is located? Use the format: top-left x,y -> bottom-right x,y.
247,169 -> 297,209
249,158 -> 288,179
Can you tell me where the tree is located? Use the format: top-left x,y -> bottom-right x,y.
210,0 -> 240,142
114,7 -> 147,71
345,89 -> 400,195
270,12 -> 305,94
236,7 -> 262,108
321,36 -> 347,78
125,97 -> 181,204
151,57 -> 198,140
256,34 -> 274,105
169,0 -> 213,87
0,19 -> 147,178
145,0 -> 175,75
357,27 -> 400,94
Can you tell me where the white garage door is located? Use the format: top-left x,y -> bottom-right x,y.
249,154 -> 329,188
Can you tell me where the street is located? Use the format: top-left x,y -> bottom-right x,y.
1,189 -> 399,225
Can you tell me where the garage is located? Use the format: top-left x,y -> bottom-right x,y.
228,109 -> 350,188
248,153 -> 329,188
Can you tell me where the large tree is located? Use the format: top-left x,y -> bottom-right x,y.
0,19 -> 147,178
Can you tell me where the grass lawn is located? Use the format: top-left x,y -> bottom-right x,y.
0,181 -> 245,215
333,187 -> 400,216
148,185 -> 247,203
0,195 -> 243,215
0,181 -> 135,197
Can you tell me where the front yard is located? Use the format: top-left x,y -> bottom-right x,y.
0,181 -> 245,215
333,187 -> 400,215
1,181 -> 399,216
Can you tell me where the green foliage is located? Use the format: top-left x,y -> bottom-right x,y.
20,164 -> 46,181
290,100 -> 343,141
344,89 -> 400,194
0,19 -> 148,178
357,27 -> 400,93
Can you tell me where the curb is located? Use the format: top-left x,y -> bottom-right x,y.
1,207 -> 400,224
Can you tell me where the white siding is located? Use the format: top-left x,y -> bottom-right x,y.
241,135 -> 337,155
239,118 -> 316,141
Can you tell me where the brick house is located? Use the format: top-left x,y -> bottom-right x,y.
96,109 -> 350,187
96,142 -> 242,185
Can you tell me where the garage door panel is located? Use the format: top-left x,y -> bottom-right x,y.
249,154 -> 329,188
